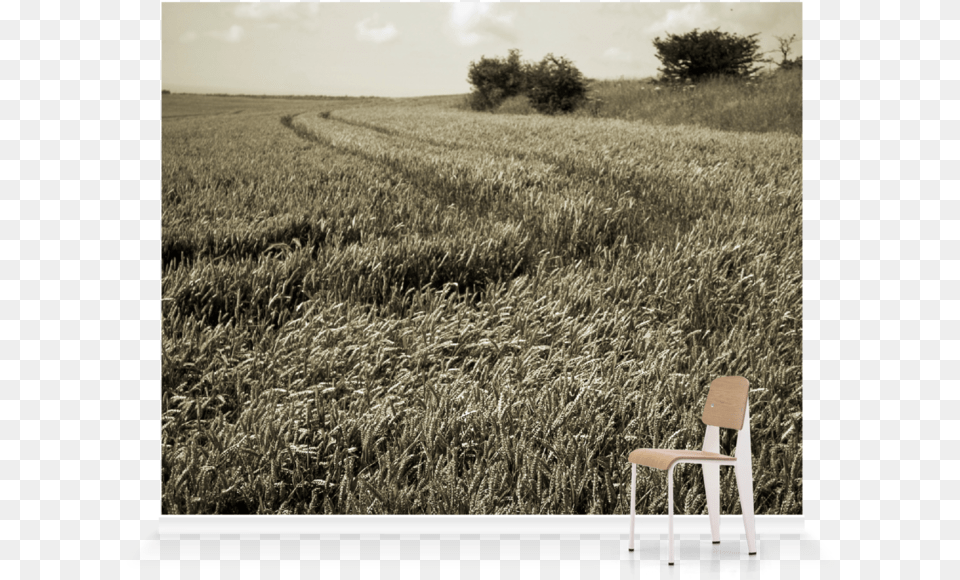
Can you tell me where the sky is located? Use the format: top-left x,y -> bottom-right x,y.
162,3 -> 803,97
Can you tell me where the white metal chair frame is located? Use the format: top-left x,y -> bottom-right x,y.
627,381 -> 757,565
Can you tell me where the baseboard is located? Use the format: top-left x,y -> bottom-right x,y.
158,514 -> 805,536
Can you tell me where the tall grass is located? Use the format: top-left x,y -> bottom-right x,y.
580,69 -> 802,136
161,91 -> 801,515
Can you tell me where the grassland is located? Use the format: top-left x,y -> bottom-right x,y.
581,69 -> 803,136
161,85 -> 801,516
489,69 -> 802,137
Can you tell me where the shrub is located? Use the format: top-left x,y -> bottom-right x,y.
653,28 -> 763,83
524,54 -> 588,115
162,89 -> 171,95
466,49 -> 527,111
779,57 -> 802,71
466,50 -> 588,115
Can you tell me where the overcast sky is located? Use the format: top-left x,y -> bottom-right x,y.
163,3 -> 802,97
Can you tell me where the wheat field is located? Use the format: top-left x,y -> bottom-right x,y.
161,87 -> 801,515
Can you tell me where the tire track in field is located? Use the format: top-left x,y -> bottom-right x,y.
278,111 -> 667,280
281,111 -> 562,218
325,105 -> 801,211
286,108 -> 688,221
278,111 -> 720,254
282,110 -> 531,170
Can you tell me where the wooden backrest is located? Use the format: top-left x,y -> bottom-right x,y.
701,376 -> 750,431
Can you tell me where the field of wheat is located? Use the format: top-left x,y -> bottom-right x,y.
161,90 -> 802,516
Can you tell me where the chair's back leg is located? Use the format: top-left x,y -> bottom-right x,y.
702,425 -> 722,543
735,459 -> 756,554
629,463 -> 636,551
703,463 -> 721,543
735,403 -> 757,555
667,464 -> 675,565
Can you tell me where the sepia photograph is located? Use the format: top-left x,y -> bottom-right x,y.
161,2 -> 802,517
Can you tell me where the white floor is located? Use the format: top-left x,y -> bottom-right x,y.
130,529 -> 853,579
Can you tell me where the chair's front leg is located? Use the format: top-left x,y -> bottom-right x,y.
629,463 -> 636,552
734,458 -> 757,555
703,462 -> 720,543
667,464 -> 675,565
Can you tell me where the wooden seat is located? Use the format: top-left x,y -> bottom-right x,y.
627,376 -> 757,565
628,449 -> 735,471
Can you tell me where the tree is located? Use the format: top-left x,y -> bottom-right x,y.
524,54 -> 588,115
652,28 -> 763,83
466,49 -> 527,111
771,34 -> 802,71
465,49 -> 589,114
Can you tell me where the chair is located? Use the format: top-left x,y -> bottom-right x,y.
626,376 -> 756,564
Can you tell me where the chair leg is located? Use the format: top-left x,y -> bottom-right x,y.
667,464 -> 675,565
703,462 -> 721,543
735,459 -> 757,555
629,464 -> 636,552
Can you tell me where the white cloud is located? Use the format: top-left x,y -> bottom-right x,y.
179,31 -> 197,44
207,25 -> 245,43
234,4 -> 322,32
234,4 -> 298,20
645,4 -> 713,35
446,4 -> 516,46
602,47 -> 635,64
356,15 -> 398,44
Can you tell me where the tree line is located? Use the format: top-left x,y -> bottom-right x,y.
467,28 -> 801,114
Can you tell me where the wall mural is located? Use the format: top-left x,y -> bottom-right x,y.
161,2 -> 802,517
